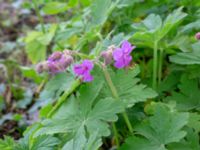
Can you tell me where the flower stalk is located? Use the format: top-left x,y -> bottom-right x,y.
158,48 -> 163,85
47,79 -> 81,118
112,123 -> 120,147
102,66 -> 133,133
152,41 -> 158,90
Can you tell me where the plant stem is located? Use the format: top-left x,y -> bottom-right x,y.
102,67 -> 133,133
75,52 -> 93,59
47,79 -> 81,118
152,41 -> 158,90
33,0 -> 46,33
158,48 -> 163,85
112,123 -> 120,148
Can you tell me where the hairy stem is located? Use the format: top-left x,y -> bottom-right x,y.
33,0 -> 46,33
152,41 -> 158,90
158,48 -> 163,85
102,67 -> 133,133
47,79 -> 81,118
112,123 -> 120,148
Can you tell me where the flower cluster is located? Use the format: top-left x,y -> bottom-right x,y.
36,50 -> 73,74
47,51 -> 73,74
36,41 -> 135,82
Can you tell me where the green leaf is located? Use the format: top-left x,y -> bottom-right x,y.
159,7 -> 187,39
180,19 -> 200,33
31,135 -> 60,150
26,40 -> 46,64
165,75 -> 200,111
43,2 -> 68,15
135,103 -> 189,147
188,113 -> 200,133
102,65 -> 157,108
20,66 -> 43,84
120,136 -> 166,150
68,0 -> 78,7
91,0 -> 115,25
0,136 -> 15,150
30,73 -> 75,113
25,25 -> 57,64
142,14 -> 162,32
61,126 -> 101,150
170,42 -> 200,65
132,7 -> 187,48
15,124 -> 40,150
16,89 -> 33,109
168,129 -> 200,150
34,79 -> 124,149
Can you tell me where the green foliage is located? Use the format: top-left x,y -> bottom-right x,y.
34,78 -> 124,148
0,136 -> 15,150
102,65 -> 157,107
170,42 -> 200,65
24,24 -> 57,64
168,129 -> 200,150
91,0 -> 115,26
132,7 -> 187,48
42,2 -> 68,15
165,75 -> 200,111
120,103 -> 189,150
30,72 -> 75,112
20,67 -> 43,84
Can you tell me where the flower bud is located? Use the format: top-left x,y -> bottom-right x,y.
48,51 -> 62,61
36,61 -> 48,73
195,32 -> 200,40
101,45 -> 116,65
60,55 -> 74,68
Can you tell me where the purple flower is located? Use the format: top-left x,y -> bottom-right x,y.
113,40 -> 135,68
73,60 -> 94,82
195,32 -> 200,40
47,51 -> 73,74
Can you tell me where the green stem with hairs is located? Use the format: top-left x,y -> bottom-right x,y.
47,79 -> 81,118
152,41 -> 158,90
112,123 -> 120,147
158,48 -> 163,85
75,52 -> 93,59
33,0 -> 46,33
102,67 -> 133,133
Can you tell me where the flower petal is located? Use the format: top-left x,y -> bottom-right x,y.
83,73 -> 93,82
113,48 -> 123,60
114,59 -> 125,68
73,65 -> 84,75
82,60 -> 94,71
123,55 -> 132,66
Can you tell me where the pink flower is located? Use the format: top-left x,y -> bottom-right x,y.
195,32 -> 200,40
73,60 -> 94,82
113,41 -> 135,68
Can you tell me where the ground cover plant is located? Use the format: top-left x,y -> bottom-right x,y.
0,0 -> 200,150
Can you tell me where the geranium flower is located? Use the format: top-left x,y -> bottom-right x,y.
113,40 -> 135,68
73,60 -> 94,82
